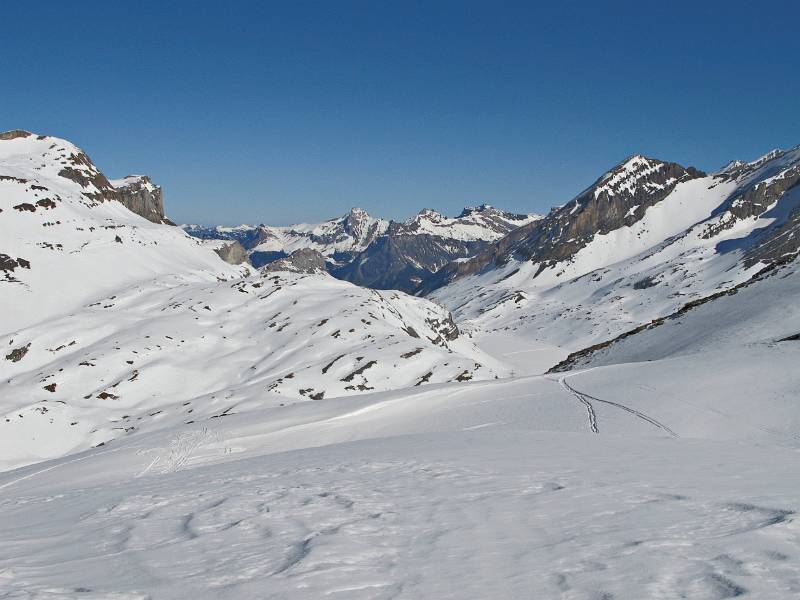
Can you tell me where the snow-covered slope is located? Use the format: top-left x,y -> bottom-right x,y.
0,130 -> 243,331
1,336 -> 798,598
0,131 -> 502,470
2,131 -> 800,599
428,146 -> 800,371
551,253 -> 800,372
1,265 -> 502,470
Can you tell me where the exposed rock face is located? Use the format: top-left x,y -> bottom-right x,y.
110,175 -> 170,224
421,156 -> 705,293
5,343 -> 31,362
333,230 -> 489,292
213,240 -> 249,264
0,130 -> 170,224
332,205 -> 540,292
701,155 -> 800,267
0,130 -> 34,140
185,205 -> 540,292
262,248 -> 328,274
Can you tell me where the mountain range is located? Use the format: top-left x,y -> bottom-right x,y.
183,204 -> 540,292
2,128 -> 800,598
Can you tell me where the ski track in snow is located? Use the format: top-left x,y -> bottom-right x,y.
557,375 -> 599,433
555,371 -> 679,438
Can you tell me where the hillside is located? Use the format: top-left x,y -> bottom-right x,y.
426,146 -> 800,371
0,131 -> 502,470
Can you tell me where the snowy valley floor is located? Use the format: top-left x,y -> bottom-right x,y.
1,345 -> 799,599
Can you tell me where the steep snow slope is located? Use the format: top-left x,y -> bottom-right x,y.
551,253 -> 800,371
429,146 -> 800,369
0,130 -> 243,330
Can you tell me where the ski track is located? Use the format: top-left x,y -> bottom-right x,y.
557,376 -> 599,433
557,374 -> 679,438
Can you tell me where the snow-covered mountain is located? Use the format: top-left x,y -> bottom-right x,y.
3,129 -> 800,599
184,204 -> 540,291
0,129 -> 242,330
0,130 -> 502,469
426,146 -> 800,371
2,252 -> 799,599
183,208 -> 390,265
185,207 -> 390,265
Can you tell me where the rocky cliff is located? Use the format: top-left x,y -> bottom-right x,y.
109,175 -> 171,224
421,156 -> 705,293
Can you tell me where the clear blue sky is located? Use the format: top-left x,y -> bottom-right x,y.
2,1 -> 798,225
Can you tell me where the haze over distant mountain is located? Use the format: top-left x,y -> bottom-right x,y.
183,205 -> 540,291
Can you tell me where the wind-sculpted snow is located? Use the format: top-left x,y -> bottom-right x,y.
1,349 -> 799,598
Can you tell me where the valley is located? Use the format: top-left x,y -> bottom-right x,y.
2,129 -> 800,599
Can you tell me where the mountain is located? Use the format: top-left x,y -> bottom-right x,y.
3,130 -> 800,599
0,131 -> 503,469
184,204 -> 540,291
0,129 -> 241,330
182,207 -> 389,266
422,155 -> 706,290
425,146 -> 800,371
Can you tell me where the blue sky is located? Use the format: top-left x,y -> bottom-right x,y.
2,1 -> 798,225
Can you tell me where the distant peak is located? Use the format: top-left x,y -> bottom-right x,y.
616,154 -> 666,170
348,206 -> 368,215
417,208 -> 442,217
458,204 -> 496,217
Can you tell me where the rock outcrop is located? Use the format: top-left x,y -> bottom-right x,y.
110,175 -> 171,224
421,156 -> 705,293
185,205 -> 540,292
213,240 -> 249,264
262,248 -> 328,274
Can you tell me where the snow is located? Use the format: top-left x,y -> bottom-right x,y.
0,133 -> 243,331
1,339 -> 799,598
109,175 -> 157,193
0,132 -> 504,470
400,206 -> 541,241
430,147 -> 800,372
2,131 -> 800,599
593,155 -> 665,199
241,209 -> 390,256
